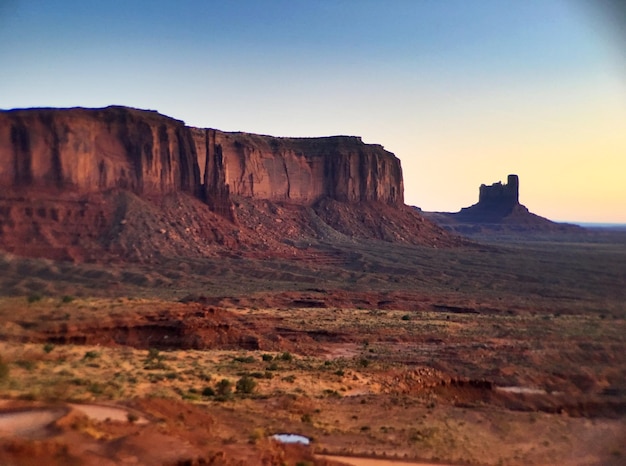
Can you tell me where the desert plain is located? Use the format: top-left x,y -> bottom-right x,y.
0,229 -> 625,466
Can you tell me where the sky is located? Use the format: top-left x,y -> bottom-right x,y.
1,0 -> 625,223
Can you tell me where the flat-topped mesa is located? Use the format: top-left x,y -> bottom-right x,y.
0,107 -> 404,214
195,130 -> 404,206
478,174 -> 519,206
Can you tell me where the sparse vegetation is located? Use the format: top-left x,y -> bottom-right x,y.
0,230 -> 623,465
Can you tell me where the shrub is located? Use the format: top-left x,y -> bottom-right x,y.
236,375 -> 257,394
233,355 -> 255,363
216,379 -> 233,397
61,295 -> 75,304
43,343 -> 55,354
15,360 -> 36,371
401,314 -> 411,321
146,348 -> 162,362
88,383 -> 104,394
202,386 -> 215,397
27,293 -> 42,303
262,354 -> 274,362
280,352 -> 293,362
127,412 -> 139,423
83,351 -> 99,360
144,348 -> 168,370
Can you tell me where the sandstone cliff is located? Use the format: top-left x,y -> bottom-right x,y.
202,131 -> 404,206
1,106 -> 403,208
0,106 -> 459,261
0,106 -> 201,197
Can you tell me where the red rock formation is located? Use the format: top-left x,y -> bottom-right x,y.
207,131 -> 404,206
0,106 -> 459,261
1,106 -> 403,210
0,107 -> 201,197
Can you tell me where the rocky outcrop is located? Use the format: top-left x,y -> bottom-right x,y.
423,174 -> 583,235
455,174 -> 520,222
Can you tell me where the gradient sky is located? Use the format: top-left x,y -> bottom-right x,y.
1,0 -> 624,222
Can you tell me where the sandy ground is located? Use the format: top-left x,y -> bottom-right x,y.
0,408 -> 67,437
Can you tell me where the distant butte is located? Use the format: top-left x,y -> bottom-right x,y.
422,174 -> 584,235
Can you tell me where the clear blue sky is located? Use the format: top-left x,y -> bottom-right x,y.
1,0 -> 625,222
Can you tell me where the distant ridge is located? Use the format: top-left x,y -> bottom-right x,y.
576,223 -> 626,232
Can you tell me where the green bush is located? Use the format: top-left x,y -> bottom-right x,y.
83,350 -> 99,360
61,295 -> 75,304
266,362 -> 279,371
280,352 -> 293,362
261,354 -> 274,362
202,386 -> 215,397
236,375 -> 257,394
43,343 -> 55,354
144,348 -> 168,370
233,355 -> 256,363
216,379 -> 233,397
27,293 -> 42,303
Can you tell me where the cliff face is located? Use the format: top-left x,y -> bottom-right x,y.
0,106 -> 403,209
0,107 -> 201,197
204,131 -> 404,206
